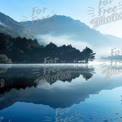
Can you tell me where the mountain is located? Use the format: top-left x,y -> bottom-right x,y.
0,12 -> 30,37
20,15 -> 122,56
0,12 -> 122,56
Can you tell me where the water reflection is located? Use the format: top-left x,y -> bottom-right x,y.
0,64 -> 122,122
0,65 -> 95,109
101,64 -> 122,78
0,65 -> 95,93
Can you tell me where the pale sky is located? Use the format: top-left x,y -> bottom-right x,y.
0,0 -> 122,38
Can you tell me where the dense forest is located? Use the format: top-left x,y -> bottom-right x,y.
0,33 -> 96,63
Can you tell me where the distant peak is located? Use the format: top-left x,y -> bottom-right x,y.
46,42 -> 57,47
50,15 -> 73,21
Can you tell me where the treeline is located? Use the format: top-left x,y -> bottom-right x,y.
102,55 -> 122,60
0,33 -> 96,63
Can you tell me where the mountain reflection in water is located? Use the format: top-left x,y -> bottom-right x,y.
0,64 -> 122,122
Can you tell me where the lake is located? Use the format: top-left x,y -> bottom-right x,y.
0,63 -> 122,122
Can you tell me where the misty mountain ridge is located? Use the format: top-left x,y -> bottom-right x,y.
0,12 -> 122,56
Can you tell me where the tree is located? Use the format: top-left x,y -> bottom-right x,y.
82,47 -> 96,63
0,33 -> 96,63
0,54 -> 12,64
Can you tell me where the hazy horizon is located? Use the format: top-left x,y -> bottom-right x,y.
0,0 -> 122,38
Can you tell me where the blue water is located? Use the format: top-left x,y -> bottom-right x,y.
0,64 -> 122,122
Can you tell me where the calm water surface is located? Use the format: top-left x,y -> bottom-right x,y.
0,64 -> 122,122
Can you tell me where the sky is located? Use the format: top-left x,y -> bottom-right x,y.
0,0 -> 122,38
